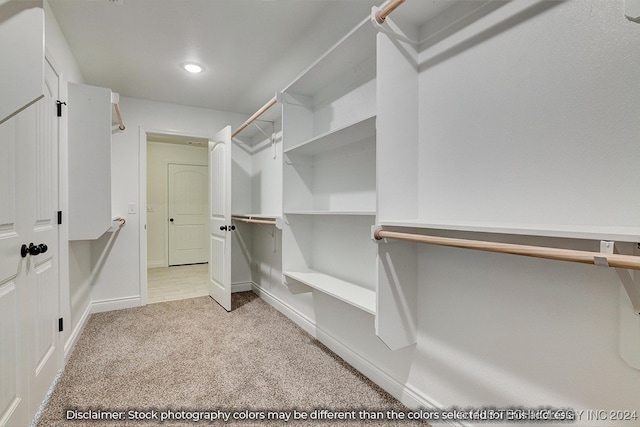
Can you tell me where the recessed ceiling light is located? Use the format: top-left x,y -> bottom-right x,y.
182,63 -> 204,74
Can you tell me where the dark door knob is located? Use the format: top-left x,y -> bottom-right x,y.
230,225 -> 236,231
28,243 -> 40,256
220,225 -> 227,231
20,243 -> 46,258
169,218 -> 174,222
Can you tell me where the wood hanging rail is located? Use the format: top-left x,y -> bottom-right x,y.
232,216 -> 277,226
113,103 -> 125,131
375,0 -> 405,24
232,96 -> 277,138
373,228 -> 640,270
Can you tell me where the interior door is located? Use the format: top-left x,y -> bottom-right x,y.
168,163 -> 208,266
208,126 -> 232,311
0,101 -> 30,427
0,57 -> 60,427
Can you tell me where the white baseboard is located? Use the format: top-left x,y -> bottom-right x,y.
147,260 -> 167,269
251,282 -> 316,338
232,281 -> 253,293
251,282 -> 465,427
64,299 -> 92,364
91,296 -> 141,314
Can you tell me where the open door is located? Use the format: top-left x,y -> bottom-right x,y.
208,126 -> 232,311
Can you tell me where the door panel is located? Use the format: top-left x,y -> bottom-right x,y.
0,111 -> 28,427
208,126 -> 231,311
0,44 -> 59,427
168,164 -> 208,266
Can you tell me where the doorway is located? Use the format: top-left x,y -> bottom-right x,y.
145,132 -> 209,303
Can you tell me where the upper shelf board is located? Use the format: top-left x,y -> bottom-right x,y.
283,18 -> 377,98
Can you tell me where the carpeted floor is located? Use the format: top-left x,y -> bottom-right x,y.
37,292 -> 427,426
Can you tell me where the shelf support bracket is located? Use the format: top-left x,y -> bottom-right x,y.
602,241 -> 640,317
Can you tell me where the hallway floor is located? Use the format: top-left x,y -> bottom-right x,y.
147,263 -> 208,304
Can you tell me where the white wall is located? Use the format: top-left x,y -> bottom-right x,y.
90,96 -> 245,308
44,0 -> 88,357
44,0 -> 84,84
406,1 -> 640,421
146,141 -> 207,268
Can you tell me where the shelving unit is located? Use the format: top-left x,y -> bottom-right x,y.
67,83 -> 114,240
231,98 -> 283,290
281,17 -> 378,316
282,214 -> 377,313
282,19 -> 377,150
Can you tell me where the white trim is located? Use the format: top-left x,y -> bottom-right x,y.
231,281 -> 253,293
250,283 -> 466,427
139,126 -> 214,307
146,260 -> 167,269
91,296 -> 141,314
30,370 -> 63,427
315,327 -> 467,427
63,299 -> 92,363
139,127 -> 148,306
251,282 -> 316,338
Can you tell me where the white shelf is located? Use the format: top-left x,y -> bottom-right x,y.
285,211 -> 375,216
285,115 -> 376,156
283,270 -> 376,315
283,18 -> 376,97
377,219 -> 640,242
232,213 -> 281,219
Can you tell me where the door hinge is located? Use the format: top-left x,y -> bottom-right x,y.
58,317 -> 63,332
58,211 -> 63,225
56,100 -> 66,117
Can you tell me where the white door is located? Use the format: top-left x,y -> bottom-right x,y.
0,102 -> 30,427
168,164 -> 208,266
0,60 -> 59,427
208,126 -> 232,311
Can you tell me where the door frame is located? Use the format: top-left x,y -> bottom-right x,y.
138,127 -> 211,306
46,48 -> 68,372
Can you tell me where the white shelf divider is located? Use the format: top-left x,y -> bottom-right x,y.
284,270 -> 376,315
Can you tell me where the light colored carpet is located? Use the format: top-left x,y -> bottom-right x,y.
37,292 -> 427,426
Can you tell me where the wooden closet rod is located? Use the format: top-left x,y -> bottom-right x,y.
373,228 -> 640,270
113,103 -> 125,131
375,0 -> 405,24
232,216 -> 277,226
232,96 -> 277,138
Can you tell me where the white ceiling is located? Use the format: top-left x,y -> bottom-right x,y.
49,0 -> 454,116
